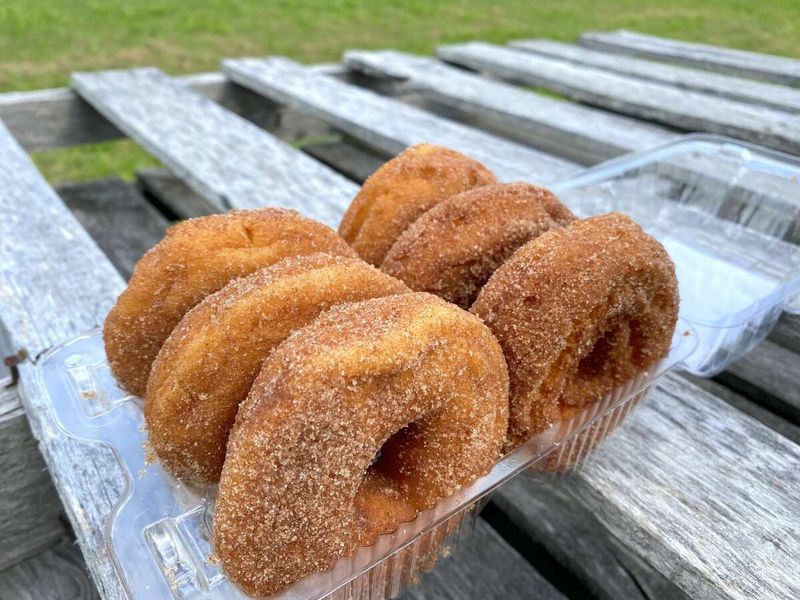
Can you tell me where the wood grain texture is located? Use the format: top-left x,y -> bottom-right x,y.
772,313 -> 800,353
135,167 -> 218,220
0,538 -> 99,600
404,519 -> 566,600
222,57 -> 579,183
725,339 -> 800,412
71,67 -> 358,227
0,72 -> 279,152
58,178 -> 170,280
342,49 -> 673,165
436,42 -> 800,155
0,382 -> 65,572
0,121 -> 127,600
684,374 -> 800,444
580,30 -> 800,86
511,39 -> 800,114
488,478 -> 688,600
570,372 -> 800,600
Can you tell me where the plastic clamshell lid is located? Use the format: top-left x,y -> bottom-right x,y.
36,324 -> 694,600
551,134 -> 800,376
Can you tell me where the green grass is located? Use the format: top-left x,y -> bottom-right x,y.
3,0 -> 799,183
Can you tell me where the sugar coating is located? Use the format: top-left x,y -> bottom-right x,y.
338,143 -> 497,266
213,293 -> 509,597
103,208 -> 356,396
145,253 -> 411,484
382,182 -> 575,308
471,212 -> 679,450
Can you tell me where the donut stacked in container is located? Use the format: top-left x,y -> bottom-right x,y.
104,143 -> 679,597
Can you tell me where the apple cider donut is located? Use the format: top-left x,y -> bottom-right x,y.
145,253 -> 410,483
103,208 -> 356,396
471,213 -> 679,449
214,293 -> 509,596
338,143 -> 497,265
381,182 -> 575,308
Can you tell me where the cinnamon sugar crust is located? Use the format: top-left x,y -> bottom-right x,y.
338,143 -> 497,266
145,253 -> 411,483
213,293 -> 508,596
471,212 -> 679,449
382,182 -> 575,308
103,208 -> 356,396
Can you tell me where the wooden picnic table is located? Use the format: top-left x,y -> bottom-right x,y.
0,30 -> 799,600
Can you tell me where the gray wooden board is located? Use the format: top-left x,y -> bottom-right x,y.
0,538 -> 99,600
580,30 -> 800,87
569,372 -> 800,600
684,373 -> 800,445
342,49 -> 674,165
0,382 -> 65,572
0,120 -> 128,600
436,42 -> 800,155
221,57 -> 580,183
773,313 -> 800,353
403,519 -> 566,600
58,178 -> 171,280
0,72 -> 279,152
302,138 -> 384,183
511,39 -> 800,114
725,338 -> 800,414
489,477 -> 688,600
136,167 -> 219,220
71,67 -> 358,227
342,48 -> 800,229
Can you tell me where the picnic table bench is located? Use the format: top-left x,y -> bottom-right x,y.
1,30 -> 799,600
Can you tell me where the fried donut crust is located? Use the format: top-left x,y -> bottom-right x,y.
103,208 -> 356,396
214,293 -> 508,596
338,143 -> 497,265
145,253 -> 410,483
381,182 -> 575,308
471,212 -> 679,449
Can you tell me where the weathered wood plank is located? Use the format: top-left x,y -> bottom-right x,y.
0,538 -> 99,600
684,374 -> 800,444
405,519 -> 566,600
71,67 -> 358,227
511,39 -> 800,114
0,120 -> 127,599
570,372 -> 800,600
436,42 -> 800,155
580,30 -> 800,86
58,178 -> 170,280
773,313 -> 800,353
342,49 -> 673,165
0,72 -> 281,152
725,339 -> 800,417
136,167 -> 217,220
0,382 -> 65,572
487,478 -> 688,600
222,57 -> 579,182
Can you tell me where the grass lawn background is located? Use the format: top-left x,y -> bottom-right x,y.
3,0 -> 798,183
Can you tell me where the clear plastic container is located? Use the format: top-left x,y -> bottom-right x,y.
551,134 -> 800,375
33,135 -> 800,600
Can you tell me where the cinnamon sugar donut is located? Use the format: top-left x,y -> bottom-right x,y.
145,254 -> 410,483
382,182 -> 575,308
103,208 -> 355,396
338,143 -> 497,265
214,293 -> 508,596
471,213 -> 679,449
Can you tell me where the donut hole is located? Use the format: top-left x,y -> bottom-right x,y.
354,423 -> 426,542
560,319 -> 635,409
576,326 -> 618,380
